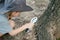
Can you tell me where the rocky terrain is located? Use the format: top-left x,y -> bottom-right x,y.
2,0 -> 60,40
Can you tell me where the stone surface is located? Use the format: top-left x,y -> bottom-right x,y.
2,0 -> 60,40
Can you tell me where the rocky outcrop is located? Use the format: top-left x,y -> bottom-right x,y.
35,0 -> 60,40
2,0 -> 60,40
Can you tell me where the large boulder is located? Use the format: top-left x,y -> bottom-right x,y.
2,0 -> 60,40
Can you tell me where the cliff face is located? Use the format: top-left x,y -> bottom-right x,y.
2,0 -> 60,40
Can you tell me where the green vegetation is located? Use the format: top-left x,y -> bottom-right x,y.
56,38 -> 60,40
